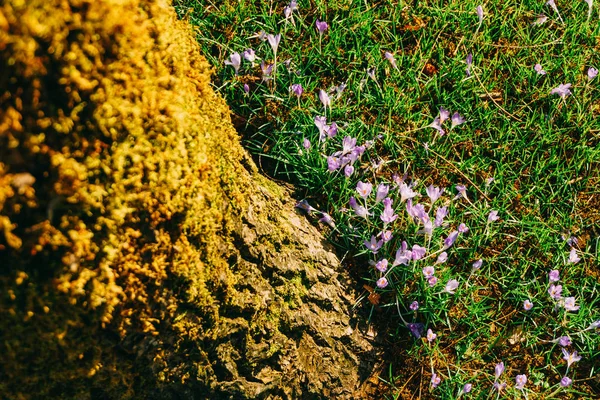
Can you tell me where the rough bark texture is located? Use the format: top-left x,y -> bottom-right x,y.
0,1 -> 378,398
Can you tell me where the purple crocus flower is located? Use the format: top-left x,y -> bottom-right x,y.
562,297 -> 580,312
426,329 -> 437,342
243,83 -> 250,94
429,117 -> 445,136
315,19 -> 328,34
398,182 -> 418,203
295,199 -> 317,214
380,230 -> 393,243
384,51 -> 399,70
365,235 -> 383,253
560,376 -> 572,387
349,197 -> 369,218
341,136 -> 357,154
260,61 -> 274,80
562,349 -> 582,367
319,213 -> 335,228
409,301 -> 419,311
558,336 -> 572,347
466,53 -> 473,77
549,270 -> 560,282
455,184 -> 468,200
375,184 -> 390,202
426,185 -> 444,204
319,89 -> 331,110
434,206 -> 448,227
283,0 -> 298,20
523,299 -> 533,310
411,244 -> 426,260
339,154 -> 351,166
423,266 -> 435,278
375,258 -> 388,272
242,48 -> 256,64
428,276 -> 438,287
356,181 -> 373,198
548,284 -> 562,299
224,52 -> 242,74
376,277 -> 388,288
291,83 -> 303,97
495,362 -> 505,379
352,144 -> 365,158
422,216 -> 435,234
532,14 -> 548,25
436,252 -> 448,264
407,322 -> 424,338
488,210 -> 499,222
266,34 -> 281,55
417,215 -> 433,236
444,279 -> 459,294
493,382 -> 507,392
472,259 -> 483,270
431,373 -> 441,388
439,107 -> 450,123
344,165 -> 354,177
327,156 -> 341,171
393,242 -> 412,266
515,375 -> 527,390
443,231 -> 459,249
314,115 -> 327,138
550,83 -> 572,99
342,157 -> 356,169
407,201 -> 427,221
588,67 -> 598,80
534,63 -> 547,75
587,320 -> 600,330
568,248 -> 581,264
380,198 -> 398,224
458,223 -> 469,233
303,138 -> 311,150
392,172 -> 406,186
569,237 -> 582,249
462,383 -> 473,394
380,191 -> 393,207
327,122 -> 338,138
476,5 -> 484,24
451,112 -> 465,129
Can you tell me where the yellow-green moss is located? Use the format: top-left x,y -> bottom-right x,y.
0,0 -> 251,397
282,275 -> 308,309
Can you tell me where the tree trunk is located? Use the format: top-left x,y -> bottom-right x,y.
0,1 -> 379,398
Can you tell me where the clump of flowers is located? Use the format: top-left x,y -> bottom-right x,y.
207,6 -> 600,396
550,83 -> 572,99
429,107 -> 465,135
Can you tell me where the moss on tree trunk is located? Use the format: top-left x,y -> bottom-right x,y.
0,0 -> 379,398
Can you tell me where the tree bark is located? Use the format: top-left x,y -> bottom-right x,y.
0,1 -> 379,398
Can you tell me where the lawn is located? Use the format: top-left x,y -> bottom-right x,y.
174,0 -> 600,398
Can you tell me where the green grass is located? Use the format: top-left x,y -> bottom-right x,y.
175,0 -> 600,397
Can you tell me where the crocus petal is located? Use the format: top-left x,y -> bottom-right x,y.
476,5 -> 484,24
